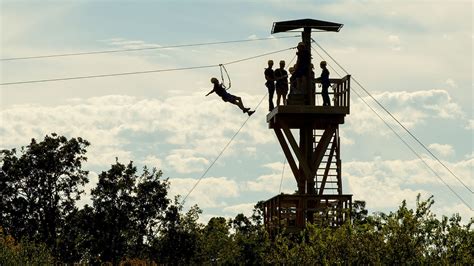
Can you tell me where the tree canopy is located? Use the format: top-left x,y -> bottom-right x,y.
1,134 -> 472,264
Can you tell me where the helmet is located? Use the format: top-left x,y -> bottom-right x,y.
210,77 -> 218,83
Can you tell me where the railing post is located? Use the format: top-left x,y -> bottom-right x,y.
348,75 -> 351,111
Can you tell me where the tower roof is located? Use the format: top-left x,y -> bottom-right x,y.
272,18 -> 343,34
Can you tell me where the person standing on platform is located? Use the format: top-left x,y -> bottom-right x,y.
294,42 -> 311,94
274,60 -> 289,106
316,61 -> 331,106
264,60 -> 275,111
288,66 -> 297,95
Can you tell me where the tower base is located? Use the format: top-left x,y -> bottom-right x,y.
263,194 -> 352,236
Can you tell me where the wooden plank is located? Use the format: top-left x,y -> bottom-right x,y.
336,134 -> 342,195
273,127 -> 301,183
312,126 -> 335,173
266,106 -> 349,123
280,122 -> 313,182
318,138 -> 336,195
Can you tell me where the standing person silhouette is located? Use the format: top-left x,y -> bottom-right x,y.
316,61 -> 331,106
264,60 -> 275,111
274,60 -> 289,106
294,42 -> 311,95
206,77 -> 255,116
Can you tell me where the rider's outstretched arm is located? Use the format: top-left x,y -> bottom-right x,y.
205,89 -> 214,96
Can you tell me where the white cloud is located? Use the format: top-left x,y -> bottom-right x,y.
262,161 -> 285,172
0,94 -> 268,170
77,171 -> 99,208
445,78 -> 457,88
345,156 -> 473,211
347,89 -> 465,136
388,35 -> 401,51
143,155 -> 163,169
348,172 -> 428,209
169,176 -> 239,208
245,174 -> 281,193
428,143 -> 455,158
223,203 -> 255,217
466,120 -> 474,130
244,169 -> 296,194
433,203 -> 474,223
165,149 -> 209,174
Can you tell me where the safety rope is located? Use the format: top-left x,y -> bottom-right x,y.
181,92 -> 268,205
311,40 -> 472,210
219,64 -> 231,90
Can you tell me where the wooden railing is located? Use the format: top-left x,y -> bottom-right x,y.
315,75 -> 351,109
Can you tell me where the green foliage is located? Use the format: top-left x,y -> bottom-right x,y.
1,135 -> 473,264
0,227 -> 55,265
87,161 -> 171,264
0,133 -> 89,259
154,201 -> 203,264
264,196 -> 473,264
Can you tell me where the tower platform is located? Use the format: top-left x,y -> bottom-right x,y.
267,105 -> 348,129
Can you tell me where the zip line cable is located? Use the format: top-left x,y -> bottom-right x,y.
311,46 -> 472,210
1,35 -> 299,61
0,65 -> 217,86
224,47 -> 295,66
1,47 -> 294,86
279,160 -> 286,194
275,53 -> 297,195
181,92 -> 268,205
352,86 -> 472,210
312,39 -> 472,195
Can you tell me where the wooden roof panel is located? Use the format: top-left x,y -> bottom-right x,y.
272,18 -> 343,33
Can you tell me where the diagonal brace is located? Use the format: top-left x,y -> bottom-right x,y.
274,127 -> 300,183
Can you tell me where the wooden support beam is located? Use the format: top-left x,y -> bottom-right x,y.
280,122 -> 313,182
318,137 -> 336,195
336,135 -> 342,195
274,127 -> 301,183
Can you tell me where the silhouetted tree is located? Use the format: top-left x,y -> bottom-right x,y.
0,133 -> 89,258
3,135 -> 473,264
196,217 -> 238,263
87,161 -> 170,264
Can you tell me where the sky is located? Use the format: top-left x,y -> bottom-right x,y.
1,0 -> 473,223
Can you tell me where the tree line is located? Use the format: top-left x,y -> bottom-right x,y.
1,134 -> 472,264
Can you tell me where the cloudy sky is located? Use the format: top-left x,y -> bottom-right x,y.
1,0 -> 472,223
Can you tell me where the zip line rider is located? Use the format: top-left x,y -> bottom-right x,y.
206,77 -> 255,116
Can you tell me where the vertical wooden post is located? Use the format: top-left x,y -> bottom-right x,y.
300,27 -> 315,195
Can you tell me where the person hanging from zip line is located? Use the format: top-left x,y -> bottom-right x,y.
206,77 -> 255,116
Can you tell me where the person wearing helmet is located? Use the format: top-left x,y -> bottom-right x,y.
315,60 -> 331,106
264,60 -> 275,111
206,77 -> 255,116
274,60 -> 289,106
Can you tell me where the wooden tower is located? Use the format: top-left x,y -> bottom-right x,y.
263,19 -> 352,235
